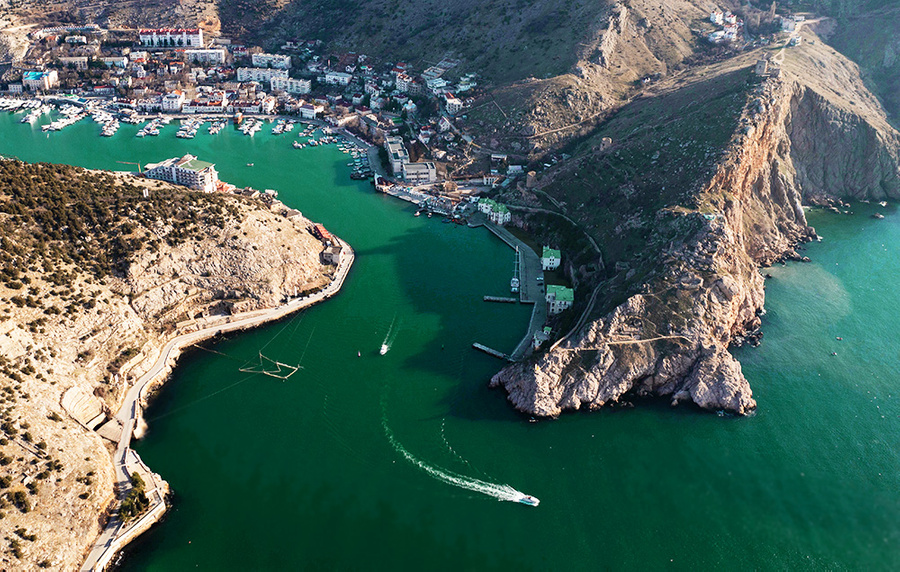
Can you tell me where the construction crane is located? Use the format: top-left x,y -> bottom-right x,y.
116,160 -> 142,173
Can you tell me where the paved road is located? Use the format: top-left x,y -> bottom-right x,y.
80,240 -> 354,571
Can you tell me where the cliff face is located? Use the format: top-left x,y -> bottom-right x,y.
492,53 -> 900,417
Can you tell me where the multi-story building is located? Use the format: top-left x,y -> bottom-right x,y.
324,71 -> 353,86
59,56 -> 88,70
251,53 -> 291,69
402,161 -> 436,184
236,67 -> 288,83
444,94 -> 464,115
183,49 -> 227,65
477,198 -> 511,225
270,76 -> 311,95
297,103 -> 323,119
541,247 -> 561,271
100,56 -> 128,68
545,285 -> 574,315
139,28 -> 204,48
182,93 -> 229,114
22,70 -> 58,91
144,154 -> 219,193
384,136 -> 409,175
161,90 -> 185,112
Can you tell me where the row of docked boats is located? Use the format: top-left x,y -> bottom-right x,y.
176,118 -> 204,139
20,104 -> 52,124
271,118 -> 297,135
135,117 -> 170,137
0,98 -> 42,112
42,105 -> 87,132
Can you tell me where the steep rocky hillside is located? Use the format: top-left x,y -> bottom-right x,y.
491,32 -> 900,417
0,161 -> 332,569
825,2 -> 900,127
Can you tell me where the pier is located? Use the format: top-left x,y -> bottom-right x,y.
484,296 -> 518,303
472,343 -> 512,361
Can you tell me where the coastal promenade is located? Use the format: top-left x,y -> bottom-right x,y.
80,239 -> 355,571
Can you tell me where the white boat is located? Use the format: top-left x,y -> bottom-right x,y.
379,343 -> 389,355
516,494 -> 540,507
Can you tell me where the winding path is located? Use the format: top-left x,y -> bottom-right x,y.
80,239 -> 355,571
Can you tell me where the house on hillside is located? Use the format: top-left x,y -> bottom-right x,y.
541,247 -> 561,271
546,285 -> 574,315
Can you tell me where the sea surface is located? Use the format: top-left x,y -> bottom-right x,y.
2,112 -> 899,570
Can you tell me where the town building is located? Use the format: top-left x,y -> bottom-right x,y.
144,154 -> 219,193
236,67 -> 288,83
781,17 -> 797,32
324,71 -> 353,86
384,136 -> 409,175
22,70 -> 58,91
541,247 -> 561,271
140,28 -> 203,48
545,285 -> 574,315
161,90 -> 185,112
297,102 -> 323,119
65,35 -> 88,45
477,198 -> 511,225
251,53 -> 291,69
183,49 -> 227,65
100,56 -> 128,68
402,161 -> 437,184
444,94 -> 463,115
322,244 -> 342,265
710,11 -> 724,25
59,56 -> 88,70
182,93 -> 229,114
270,76 -> 311,95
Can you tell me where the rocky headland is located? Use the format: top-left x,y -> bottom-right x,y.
0,161 -> 338,570
492,34 -> 900,417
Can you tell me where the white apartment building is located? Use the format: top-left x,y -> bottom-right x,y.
161,90 -> 185,112
541,247 -> 561,271
270,76 -> 311,95
444,94 -> 464,115
59,56 -> 88,70
184,49 -> 227,65
139,28 -> 204,48
236,67 -> 289,83
545,285 -> 574,315
297,103 -> 323,119
22,70 -> 58,91
384,136 -> 409,175
324,71 -> 353,86
252,53 -> 291,69
402,162 -> 436,184
100,56 -> 128,68
144,154 -> 219,193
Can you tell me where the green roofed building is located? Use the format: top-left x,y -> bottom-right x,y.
542,246 -> 561,270
545,285 -> 574,315
144,154 -> 219,193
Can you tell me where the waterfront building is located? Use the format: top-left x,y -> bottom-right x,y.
270,76 -> 311,95
297,103 -> 323,119
402,162 -> 436,184
22,70 -> 58,91
144,154 -> 219,193
182,93 -> 229,114
6,83 -> 23,94
477,198 -> 511,225
236,67 -> 288,84
252,53 -> 291,69
183,49 -> 227,65
161,90 -> 185,112
384,136 -> 409,175
139,28 -> 203,48
545,285 -> 574,315
542,247 -> 561,271
322,244 -> 342,265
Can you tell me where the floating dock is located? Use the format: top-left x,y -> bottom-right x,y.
472,343 -> 511,361
484,296 -> 518,303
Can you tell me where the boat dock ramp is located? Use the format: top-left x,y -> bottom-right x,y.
472,343 -> 512,362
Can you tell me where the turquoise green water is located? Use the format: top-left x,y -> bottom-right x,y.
2,112 -> 900,570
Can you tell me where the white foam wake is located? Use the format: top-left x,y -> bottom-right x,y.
380,314 -> 399,355
383,420 -> 532,504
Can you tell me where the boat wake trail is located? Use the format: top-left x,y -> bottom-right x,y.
382,416 -> 537,506
379,314 -> 399,355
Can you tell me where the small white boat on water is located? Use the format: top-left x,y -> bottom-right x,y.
516,494 -> 540,507
379,343 -> 389,355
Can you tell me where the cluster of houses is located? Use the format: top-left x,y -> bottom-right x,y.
708,10 -> 744,44
476,197 -> 511,225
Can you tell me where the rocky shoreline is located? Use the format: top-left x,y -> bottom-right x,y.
492,44 -> 900,417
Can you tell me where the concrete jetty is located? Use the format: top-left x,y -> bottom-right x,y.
484,296 -> 518,303
472,343 -> 511,361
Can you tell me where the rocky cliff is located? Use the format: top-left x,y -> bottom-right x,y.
492,40 -> 900,417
